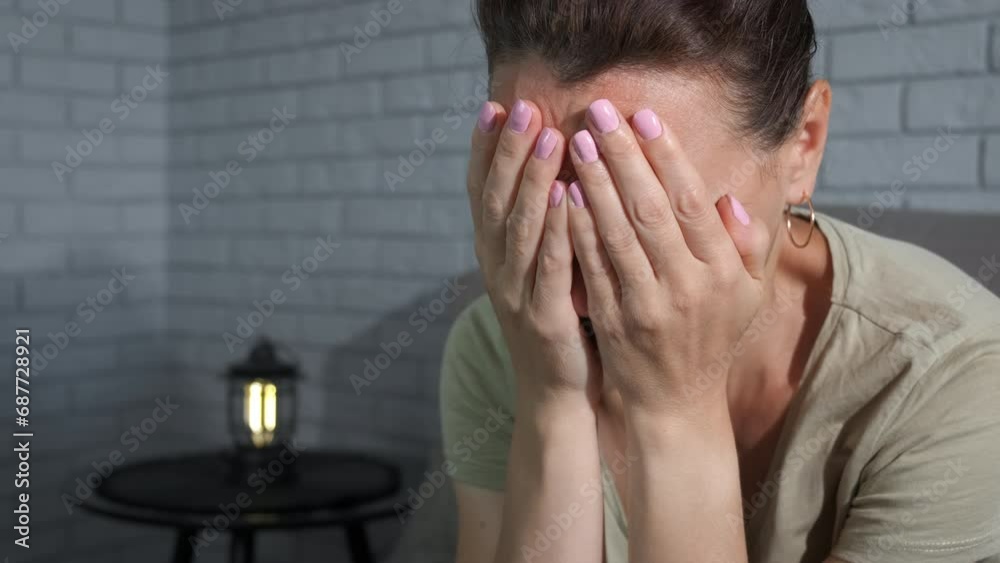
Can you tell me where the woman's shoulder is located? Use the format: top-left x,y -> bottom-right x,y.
819,212 -> 1000,353
440,293 -> 516,406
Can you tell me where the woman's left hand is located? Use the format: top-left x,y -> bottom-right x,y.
566,99 -> 769,416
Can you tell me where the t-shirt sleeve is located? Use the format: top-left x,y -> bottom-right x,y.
439,295 -> 515,492
832,336 -> 1000,563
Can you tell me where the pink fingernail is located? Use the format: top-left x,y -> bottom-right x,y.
588,99 -> 620,134
509,99 -> 531,133
634,109 -> 663,140
535,128 -> 558,160
549,181 -> 565,208
569,181 -> 587,208
478,102 -> 497,132
572,130 -> 599,163
729,193 -> 751,226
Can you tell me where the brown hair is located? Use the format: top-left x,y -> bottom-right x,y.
474,0 -> 817,150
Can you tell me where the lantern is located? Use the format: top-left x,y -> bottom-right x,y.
225,338 -> 299,452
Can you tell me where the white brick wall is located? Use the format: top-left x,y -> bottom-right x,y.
1,1 -> 998,561
0,0 -> 172,560
812,0 -> 1000,211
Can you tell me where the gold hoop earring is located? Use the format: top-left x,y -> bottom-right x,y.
785,193 -> 816,249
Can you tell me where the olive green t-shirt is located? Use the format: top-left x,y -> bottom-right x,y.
439,213 -> 1000,563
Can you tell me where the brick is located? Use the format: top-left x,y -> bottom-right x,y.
231,12 -> 306,52
0,54 -> 11,85
227,90 -> 298,125
73,98 -> 169,131
19,0 -> 115,21
75,170 -> 165,198
24,203 -> 119,234
172,28 -> 229,59
123,204 -> 168,232
23,274 -> 126,308
0,91 -> 66,124
908,77 -> 1000,130
299,82 -> 381,117
302,159 -> 379,193
343,35 -> 425,76
809,0 -> 897,29
73,27 -> 169,59
119,135 -> 168,164
171,98 -> 230,128
345,199 -> 426,234
823,134 -> 978,188
262,200 -> 343,234
122,0 -> 169,26
70,239 -> 167,269
425,198 -> 473,235
21,130 -> 119,164
831,22 -> 988,80
829,83 -> 902,134
1,15 -> 65,53
168,236 -> 229,266
267,47 -> 341,84
0,241 -> 67,273
913,1 -> 1000,21
1,167 -> 69,198
0,278 -> 16,310
227,162 -> 297,194
380,240 -> 467,275
121,63 -> 172,100
987,136 -> 1000,186
22,58 -> 117,94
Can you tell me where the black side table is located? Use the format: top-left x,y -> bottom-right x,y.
76,448 -> 401,563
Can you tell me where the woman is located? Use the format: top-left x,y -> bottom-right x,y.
439,1 -> 1000,562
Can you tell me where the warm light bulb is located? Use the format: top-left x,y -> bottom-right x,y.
263,382 -> 277,433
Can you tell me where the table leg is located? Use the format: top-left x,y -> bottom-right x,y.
345,523 -> 374,563
172,528 -> 196,563
229,530 -> 255,563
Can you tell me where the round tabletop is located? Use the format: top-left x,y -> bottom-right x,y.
79,449 -> 402,531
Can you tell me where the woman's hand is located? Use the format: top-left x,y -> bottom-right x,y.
566,99 -> 769,416
468,99 -> 601,403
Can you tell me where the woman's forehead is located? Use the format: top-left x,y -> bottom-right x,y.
490,57 -> 731,148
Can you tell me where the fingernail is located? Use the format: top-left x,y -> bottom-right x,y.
572,130 -> 599,163
589,99 -> 620,134
729,193 -> 751,226
569,181 -> 587,208
477,102 -> 497,133
535,128 -> 558,160
509,99 -> 531,133
549,181 -> 565,208
634,109 -> 663,140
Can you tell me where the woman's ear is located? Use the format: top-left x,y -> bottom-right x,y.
780,80 -> 831,205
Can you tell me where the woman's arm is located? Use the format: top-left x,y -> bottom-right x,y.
493,392 -> 603,563
459,98 -> 606,563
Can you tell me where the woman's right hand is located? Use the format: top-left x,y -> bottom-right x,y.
467,99 -> 600,403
